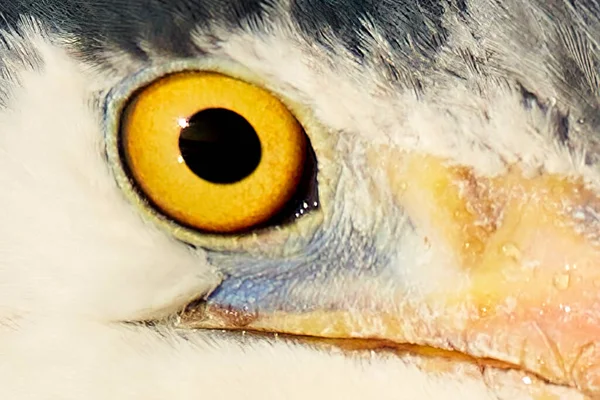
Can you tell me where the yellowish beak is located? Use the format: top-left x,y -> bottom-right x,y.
182,153 -> 600,398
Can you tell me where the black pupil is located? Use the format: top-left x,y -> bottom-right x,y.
178,108 -> 262,184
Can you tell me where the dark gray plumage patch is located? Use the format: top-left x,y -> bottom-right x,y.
290,0 -> 450,60
0,0 -> 271,61
0,0 -> 453,65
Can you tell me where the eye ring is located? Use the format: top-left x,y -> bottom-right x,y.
104,60 -> 328,250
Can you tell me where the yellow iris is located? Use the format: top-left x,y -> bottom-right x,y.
121,71 -> 307,233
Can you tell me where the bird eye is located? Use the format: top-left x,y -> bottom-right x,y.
120,72 -> 308,233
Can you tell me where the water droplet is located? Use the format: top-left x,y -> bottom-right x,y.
479,306 -> 488,317
564,263 -> 577,271
558,303 -> 572,313
522,375 -> 533,385
553,272 -> 571,290
394,180 -> 408,194
463,239 -> 484,253
501,242 -> 521,261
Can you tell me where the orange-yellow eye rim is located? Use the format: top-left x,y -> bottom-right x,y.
121,71 -> 307,233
